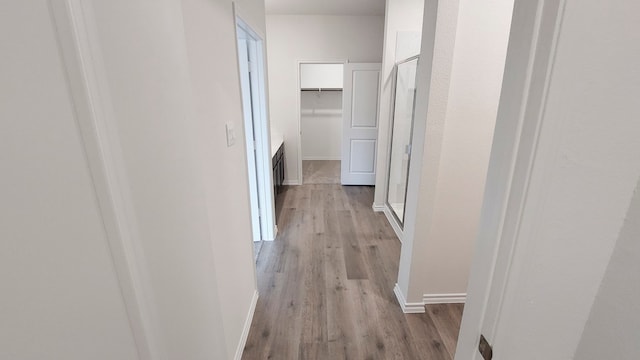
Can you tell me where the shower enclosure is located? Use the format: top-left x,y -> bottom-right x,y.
386,56 -> 419,227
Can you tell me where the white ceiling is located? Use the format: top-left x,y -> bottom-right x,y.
265,0 -> 386,16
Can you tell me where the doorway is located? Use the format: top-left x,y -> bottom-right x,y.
235,17 -> 276,259
297,62 -> 382,186
299,63 -> 344,184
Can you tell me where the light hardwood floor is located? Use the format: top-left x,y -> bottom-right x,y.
302,160 -> 341,184
243,184 -> 463,360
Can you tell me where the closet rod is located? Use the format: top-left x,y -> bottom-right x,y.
300,88 -> 343,92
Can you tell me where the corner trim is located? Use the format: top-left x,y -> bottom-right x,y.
234,290 -> 259,360
264,225 -> 277,241
383,205 -> 403,242
283,179 -> 302,186
51,2 -> 161,358
372,203 -> 385,212
393,285 -> 467,314
394,284 -> 425,313
423,293 -> 467,305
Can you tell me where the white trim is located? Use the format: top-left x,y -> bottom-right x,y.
480,0 -> 566,336
236,36 -> 262,244
262,225 -> 277,242
383,204 -> 403,242
231,2 -> 266,40
394,286 -> 466,314
234,13 -> 277,243
283,179 -> 302,186
301,156 -> 341,161
485,1 -> 567,339
51,2 -> 161,359
372,203 -> 385,212
423,293 -> 467,305
394,284 -> 425,313
372,60 -> 396,219
455,1 -> 567,359
234,290 -> 259,360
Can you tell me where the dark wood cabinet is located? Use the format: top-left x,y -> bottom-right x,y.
272,143 -> 284,196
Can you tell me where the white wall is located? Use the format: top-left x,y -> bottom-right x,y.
300,64 -> 343,89
91,0 -> 264,357
90,0 -> 246,358
397,0 -> 514,306
300,91 -> 343,160
266,15 -> 384,184
0,3 -> 139,359
1,0 -> 265,359
486,0 -> 640,358
456,0 -> 640,359
234,0 -> 267,38
180,0 -> 264,357
372,0 -> 424,208
575,178 -> 640,359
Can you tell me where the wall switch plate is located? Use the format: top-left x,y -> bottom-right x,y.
226,122 -> 236,147
479,334 -> 493,360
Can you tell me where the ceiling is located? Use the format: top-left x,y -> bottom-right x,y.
265,0 -> 386,16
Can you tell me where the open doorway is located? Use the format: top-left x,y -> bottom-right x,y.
235,17 -> 276,260
298,63 -> 344,184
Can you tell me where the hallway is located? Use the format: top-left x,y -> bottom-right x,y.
243,184 -> 463,359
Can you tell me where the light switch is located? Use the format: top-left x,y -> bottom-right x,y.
226,122 -> 236,147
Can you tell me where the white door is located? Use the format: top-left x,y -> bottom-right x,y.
341,63 -> 382,185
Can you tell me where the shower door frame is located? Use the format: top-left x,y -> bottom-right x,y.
385,55 -> 420,231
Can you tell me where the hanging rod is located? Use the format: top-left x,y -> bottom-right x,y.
300,88 -> 343,92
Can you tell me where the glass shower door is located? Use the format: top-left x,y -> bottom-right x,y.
386,56 -> 418,226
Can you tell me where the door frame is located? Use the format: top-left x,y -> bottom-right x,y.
455,0 -> 566,358
234,15 -> 277,242
384,54 -> 420,237
296,60 -> 346,185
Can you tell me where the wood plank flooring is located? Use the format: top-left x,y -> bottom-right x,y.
302,160 -> 341,184
243,184 -> 463,360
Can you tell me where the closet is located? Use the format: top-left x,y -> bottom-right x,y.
299,63 -> 344,184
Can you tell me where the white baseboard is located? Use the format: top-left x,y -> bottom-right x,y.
372,203 -> 385,212
423,293 -> 467,305
394,284 -> 425,314
302,156 -> 341,161
393,285 -> 467,314
262,225 -> 277,241
383,205 -> 403,242
234,290 -> 259,360
283,179 -> 301,186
